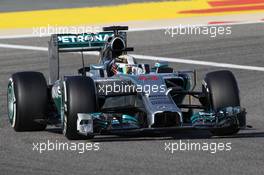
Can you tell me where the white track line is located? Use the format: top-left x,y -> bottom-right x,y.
0,20 -> 263,39
0,43 -> 48,51
131,54 -> 264,72
0,43 -> 264,72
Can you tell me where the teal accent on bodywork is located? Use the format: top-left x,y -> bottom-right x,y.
191,112 -> 215,124
122,114 -> 138,123
90,112 -> 104,116
90,113 -> 108,127
7,81 -> 15,125
155,61 -> 169,68
191,106 -> 242,126
89,113 -> 139,129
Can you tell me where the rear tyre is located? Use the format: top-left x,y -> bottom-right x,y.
203,70 -> 240,136
63,76 -> 96,140
7,72 -> 48,131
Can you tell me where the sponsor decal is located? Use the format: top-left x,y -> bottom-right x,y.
57,33 -> 114,43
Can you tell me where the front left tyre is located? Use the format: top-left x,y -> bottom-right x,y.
63,76 -> 97,140
7,72 -> 48,131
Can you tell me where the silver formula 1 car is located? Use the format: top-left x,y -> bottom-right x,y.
7,26 -> 246,140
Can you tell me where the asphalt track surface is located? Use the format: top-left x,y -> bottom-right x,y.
0,23 -> 264,175
0,0 -> 172,12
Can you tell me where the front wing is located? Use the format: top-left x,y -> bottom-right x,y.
76,107 -> 246,136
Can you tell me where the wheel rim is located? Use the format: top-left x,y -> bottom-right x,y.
7,79 -> 16,127
63,112 -> 67,135
62,81 -> 68,136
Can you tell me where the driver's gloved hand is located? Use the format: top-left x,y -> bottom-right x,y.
105,59 -> 118,77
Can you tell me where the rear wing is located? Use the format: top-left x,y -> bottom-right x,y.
48,31 -> 127,84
